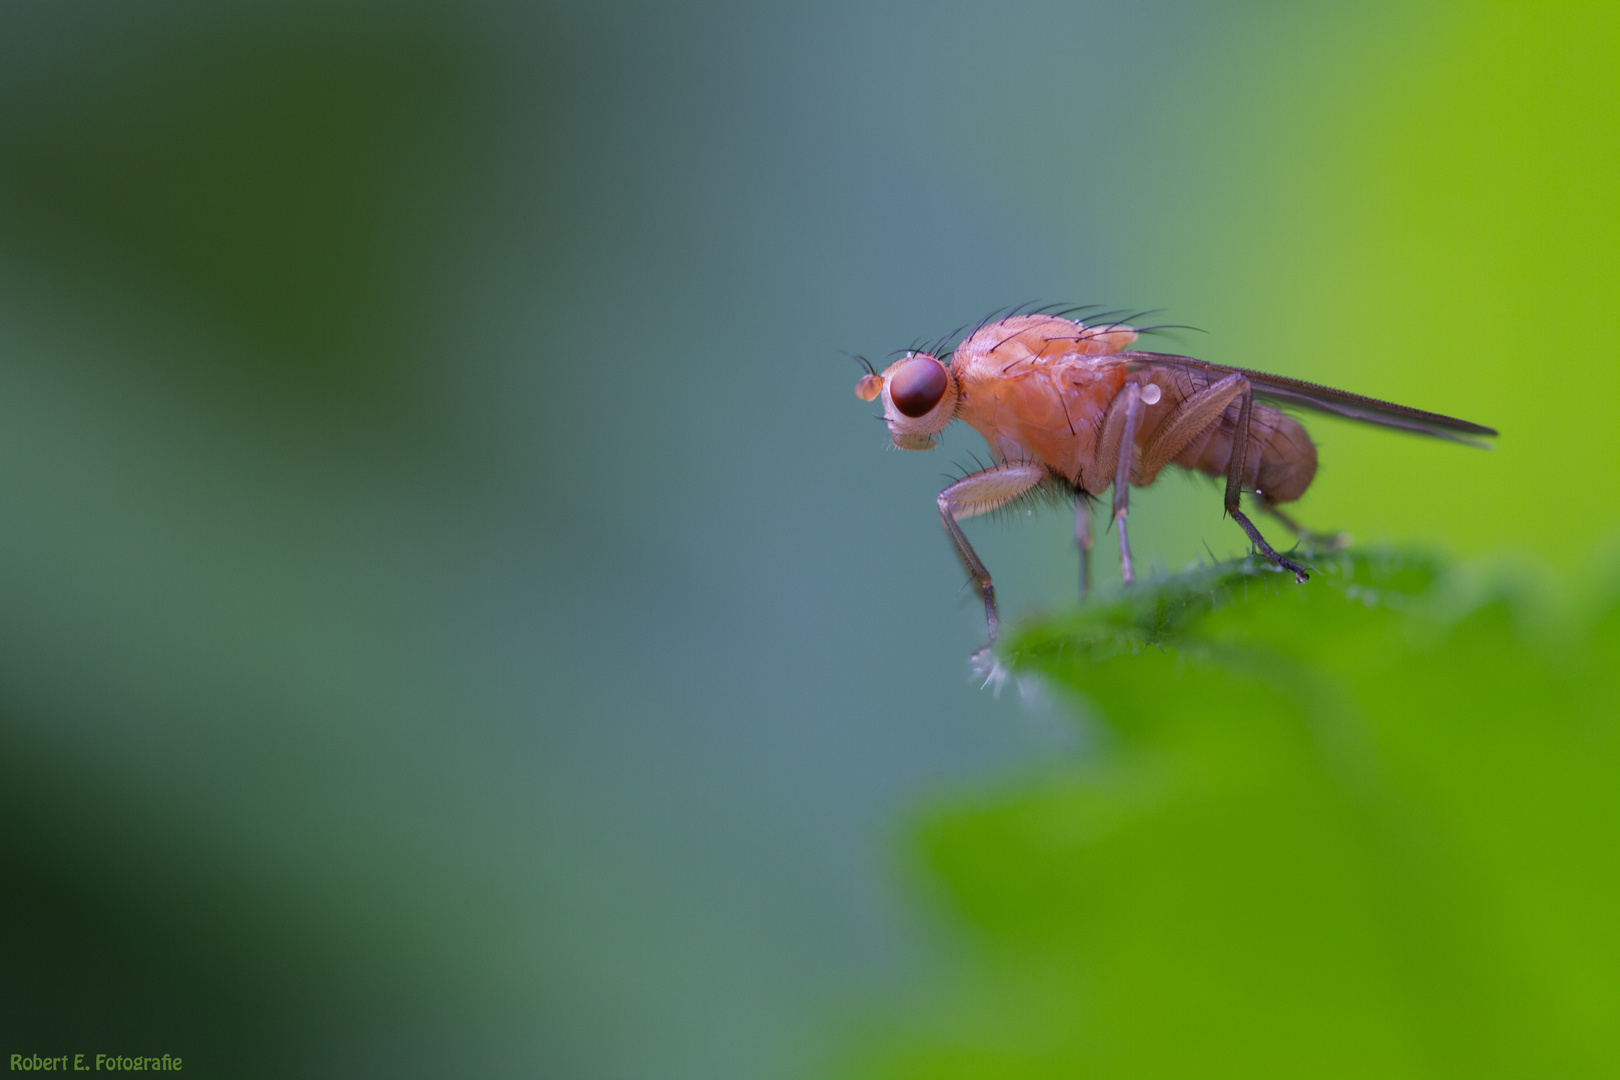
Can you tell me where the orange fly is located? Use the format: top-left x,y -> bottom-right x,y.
855,308 -> 1496,641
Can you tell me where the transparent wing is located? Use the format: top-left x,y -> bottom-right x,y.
1117,351 -> 1498,447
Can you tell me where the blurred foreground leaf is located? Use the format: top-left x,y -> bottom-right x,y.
838,548 -> 1620,1079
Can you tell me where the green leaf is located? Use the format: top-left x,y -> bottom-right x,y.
836,548 -> 1620,1079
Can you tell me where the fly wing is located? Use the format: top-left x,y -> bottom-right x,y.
1116,351 -> 1498,447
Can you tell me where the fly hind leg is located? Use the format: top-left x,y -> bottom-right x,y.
1264,502 -> 1351,553
1226,384 -> 1310,582
1133,372 -> 1311,580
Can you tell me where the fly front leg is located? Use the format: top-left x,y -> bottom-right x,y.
937,461 -> 1049,641
1225,382 -> 1311,582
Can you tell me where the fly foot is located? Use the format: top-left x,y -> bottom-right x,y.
969,645 -> 1008,695
1271,553 -> 1311,583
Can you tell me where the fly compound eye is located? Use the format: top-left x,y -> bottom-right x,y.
890,357 -> 948,418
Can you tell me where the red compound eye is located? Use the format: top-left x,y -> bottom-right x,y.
890,357 -> 948,417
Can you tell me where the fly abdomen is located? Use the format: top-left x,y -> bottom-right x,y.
1180,402 -> 1317,505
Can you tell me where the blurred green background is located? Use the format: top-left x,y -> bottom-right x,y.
0,3 -> 1614,1078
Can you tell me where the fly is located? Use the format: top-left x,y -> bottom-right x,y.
854,310 -> 1497,641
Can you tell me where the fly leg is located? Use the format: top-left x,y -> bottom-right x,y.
1107,384 -> 1145,584
1132,372 -> 1309,577
1264,503 -> 1351,553
1074,497 -> 1093,600
1226,382 -> 1310,582
936,461 -> 1049,641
